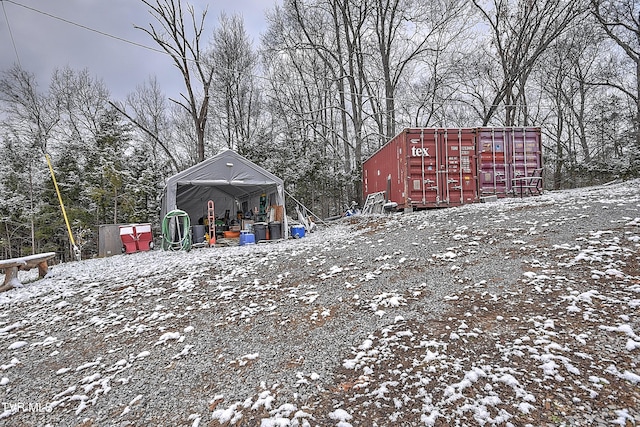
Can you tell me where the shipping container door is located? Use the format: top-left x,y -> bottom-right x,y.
441,129 -> 478,206
406,129 -> 477,208
406,129 -> 440,207
478,128 -> 510,196
478,127 -> 543,196
511,128 -> 543,179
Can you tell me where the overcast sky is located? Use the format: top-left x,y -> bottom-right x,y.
0,0 -> 274,100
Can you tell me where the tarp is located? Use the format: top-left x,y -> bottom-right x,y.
161,150 -> 287,237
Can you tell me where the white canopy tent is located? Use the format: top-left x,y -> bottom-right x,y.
161,150 -> 287,238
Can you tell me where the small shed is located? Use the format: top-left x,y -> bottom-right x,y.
98,224 -> 124,257
160,150 -> 287,237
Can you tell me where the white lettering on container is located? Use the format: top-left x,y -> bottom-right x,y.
411,146 -> 430,157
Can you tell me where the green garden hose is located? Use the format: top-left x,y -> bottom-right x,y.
161,210 -> 192,251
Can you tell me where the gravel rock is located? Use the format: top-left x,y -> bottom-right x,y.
1,179 -> 639,426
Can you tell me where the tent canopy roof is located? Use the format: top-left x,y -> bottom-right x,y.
161,150 -> 286,225
165,149 -> 283,190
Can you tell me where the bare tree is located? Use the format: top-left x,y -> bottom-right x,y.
0,65 -> 59,152
368,0 -> 469,139
136,0 -> 214,163
284,0 -> 369,203
332,0 -> 368,200
537,24 -> 607,187
402,8 -> 476,128
264,0 -> 478,207
591,0 -> 640,151
209,12 -> 259,155
472,0 -> 587,126
262,1 -> 356,214
120,77 -> 181,172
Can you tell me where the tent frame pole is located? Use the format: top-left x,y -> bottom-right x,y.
284,190 -> 328,226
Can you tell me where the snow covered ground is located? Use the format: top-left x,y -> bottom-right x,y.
0,180 -> 639,426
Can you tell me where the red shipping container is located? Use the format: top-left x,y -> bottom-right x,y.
363,128 -> 479,209
477,127 -> 543,197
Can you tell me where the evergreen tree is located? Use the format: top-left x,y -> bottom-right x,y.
128,142 -> 163,226
85,109 -> 134,225
0,137 -> 32,258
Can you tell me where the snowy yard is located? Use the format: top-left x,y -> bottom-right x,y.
0,180 -> 639,426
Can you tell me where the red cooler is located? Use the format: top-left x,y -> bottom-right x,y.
135,223 -> 153,251
119,226 -> 137,254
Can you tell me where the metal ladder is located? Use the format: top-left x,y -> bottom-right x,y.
362,191 -> 386,214
207,200 -> 216,246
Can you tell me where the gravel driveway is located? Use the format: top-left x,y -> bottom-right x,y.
1,180 -> 639,426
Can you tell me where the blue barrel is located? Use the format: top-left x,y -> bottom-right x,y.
291,225 -> 305,238
239,231 -> 255,246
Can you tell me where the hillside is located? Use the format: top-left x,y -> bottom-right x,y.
1,180 -> 639,426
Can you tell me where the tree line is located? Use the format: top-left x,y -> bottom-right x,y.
1,0 -> 638,260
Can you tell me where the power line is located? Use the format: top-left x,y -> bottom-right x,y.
2,0 -> 268,88
2,0 -> 21,67
5,0 -> 170,58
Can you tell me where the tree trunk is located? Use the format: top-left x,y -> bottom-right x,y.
113,186 -> 118,224
636,60 -> 640,150
138,0 -> 214,165
29,161 -> 35,253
